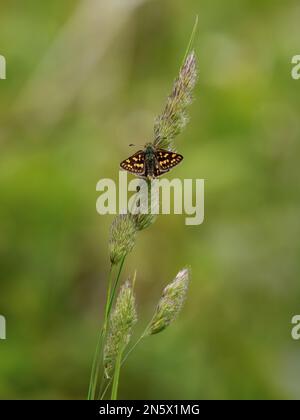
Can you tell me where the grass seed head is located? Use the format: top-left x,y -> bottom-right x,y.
154,51 -> 197,150
103,281 -> 137,378
147,268 -> 191,335
109,214 -> 137,265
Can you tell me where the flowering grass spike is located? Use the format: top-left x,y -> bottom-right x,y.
147,268 -> 191,335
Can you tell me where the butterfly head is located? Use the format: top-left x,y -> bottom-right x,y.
144,142 -> 155,151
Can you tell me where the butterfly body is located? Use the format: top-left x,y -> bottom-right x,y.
120,143 -> 183,179
144,144 -> 157,178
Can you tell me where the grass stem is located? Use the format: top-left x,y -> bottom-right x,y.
111,347 -> 123,400
182,15 -> 198,65
100,325 -> 149,399
87,265 -> 114,400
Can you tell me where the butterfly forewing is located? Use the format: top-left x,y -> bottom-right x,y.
156,149 -> 183,172
120,150 -> 146,175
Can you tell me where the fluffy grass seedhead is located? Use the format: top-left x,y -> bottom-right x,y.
109,214 -> 137,265
132,179 -> 158,231
153,51 -> 197,150
103,281 -> 137,378
146,268 -> 190,335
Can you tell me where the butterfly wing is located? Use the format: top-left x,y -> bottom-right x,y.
155,149 -> 183,175
120,150 -> 146,175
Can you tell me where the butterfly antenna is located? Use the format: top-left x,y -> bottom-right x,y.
128,143 -> 144,148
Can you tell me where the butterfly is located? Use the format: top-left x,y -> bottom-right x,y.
120,143 -> 183,178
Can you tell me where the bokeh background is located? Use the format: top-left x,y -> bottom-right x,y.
1,0 -> 300,400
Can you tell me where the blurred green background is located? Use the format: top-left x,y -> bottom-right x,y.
1,0 -> 300,400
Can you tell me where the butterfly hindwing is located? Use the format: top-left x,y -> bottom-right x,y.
156,149 -> 183,173
120,150 -> 146,175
